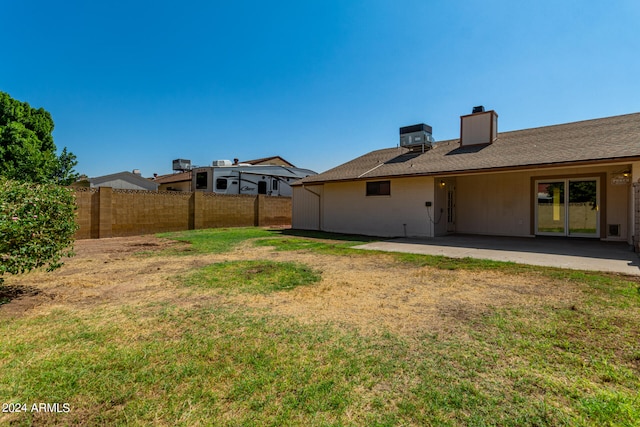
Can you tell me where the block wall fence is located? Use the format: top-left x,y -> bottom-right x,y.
73,188 -> 292,239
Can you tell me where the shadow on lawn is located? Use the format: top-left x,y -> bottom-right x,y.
0,285 -> 41,305
273,228 -> 380,243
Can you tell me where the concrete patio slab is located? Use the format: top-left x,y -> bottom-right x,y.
354,235 -> 640,276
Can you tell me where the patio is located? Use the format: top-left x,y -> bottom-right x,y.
355,235 -> 640,276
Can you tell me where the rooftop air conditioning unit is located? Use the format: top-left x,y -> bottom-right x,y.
172,159 -> 192,172
212,160 -> 233,167
399,124 -> 435,150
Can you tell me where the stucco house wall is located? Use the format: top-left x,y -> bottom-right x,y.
292,185 -> 323,230
451,164 -> 629,239
318,176 -> 434,237
454,171 -> 530,236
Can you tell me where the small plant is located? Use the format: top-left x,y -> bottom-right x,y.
0,177 -> 78,284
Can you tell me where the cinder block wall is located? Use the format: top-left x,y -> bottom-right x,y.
200,193 -> 257,228
73,188 -> 292,239
111,190 -> 193,237
258,195 -> 292,226
73,189 -> 98,239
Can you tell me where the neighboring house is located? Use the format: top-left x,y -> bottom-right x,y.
87,171 -> 159,191
292,109 -> 640,245
242,156 -> 296,167
154,171 -> 192,192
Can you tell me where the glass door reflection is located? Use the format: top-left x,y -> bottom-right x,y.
568,180 -> 598,236
537,181 -> 565,235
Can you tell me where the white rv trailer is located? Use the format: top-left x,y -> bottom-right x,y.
192,161 -> 316,196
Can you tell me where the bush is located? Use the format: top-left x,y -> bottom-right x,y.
0,177 -> 78,284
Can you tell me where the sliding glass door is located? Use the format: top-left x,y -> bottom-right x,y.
536,178 -> 599,237
537,181 -> 566,234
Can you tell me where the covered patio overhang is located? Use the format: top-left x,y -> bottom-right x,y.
431,161 -> 639,243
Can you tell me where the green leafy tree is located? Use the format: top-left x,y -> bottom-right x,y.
0,92 -> 80,284
0,91 -> 78,184
53,147 -> 80,186
0,178 -> 79,284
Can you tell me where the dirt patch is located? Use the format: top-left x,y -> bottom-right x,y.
0,235 -> 584,335
233,252 -> 581,335
0,284 -> 41,305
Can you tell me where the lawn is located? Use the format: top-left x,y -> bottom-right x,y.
1,227 -> 639,426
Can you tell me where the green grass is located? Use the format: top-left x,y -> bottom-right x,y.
393,252 -> 640,299
0,305 -> 409,426
157,227 -> 278,254
253,236 -> 368,255
2,227 -> 640,426
3,298 -> 639,426
157,227 -> 376,256
181,260 -> 321,294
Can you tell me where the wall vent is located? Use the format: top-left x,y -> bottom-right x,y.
608,224 -> 621,237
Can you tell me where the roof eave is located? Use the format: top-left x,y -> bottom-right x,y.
293,155 -> 640,185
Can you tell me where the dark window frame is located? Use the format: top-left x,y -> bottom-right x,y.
366,180 -> 391,196
216,178 -> 228,190
195,172 -> 208,189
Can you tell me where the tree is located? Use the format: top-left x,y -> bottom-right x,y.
53,147 -> 80,186
0,177 -> 79,284
0,91 -> 78,184
0,93 -> 79,284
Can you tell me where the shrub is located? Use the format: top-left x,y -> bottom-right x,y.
0,177 -> 78,284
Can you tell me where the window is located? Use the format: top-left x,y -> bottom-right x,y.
366,180 -> 390,196
216,178 -> 228,190
195,172 -> 208,189
272,180 -> 278,191
258,181 -> 267,194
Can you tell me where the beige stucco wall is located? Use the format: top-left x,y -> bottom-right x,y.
631,161 -> 640,244
320,177 -> 435,237
292,162 -> 634,240
292,185 -> 323,230
453,164 -> 631,239
454,172 -> 531,237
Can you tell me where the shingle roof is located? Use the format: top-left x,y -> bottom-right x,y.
88,172 -> 159,191
297,112 -> 640,185
243,156 -> 295,167
153,170 -> 192,184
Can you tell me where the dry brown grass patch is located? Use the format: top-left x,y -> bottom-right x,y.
2,234 -> 584,338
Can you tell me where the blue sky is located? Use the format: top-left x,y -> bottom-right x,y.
2,1 -> 639,177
